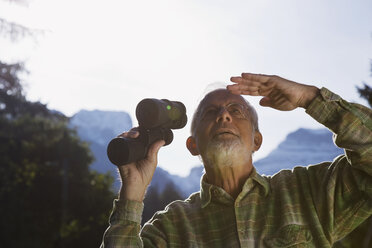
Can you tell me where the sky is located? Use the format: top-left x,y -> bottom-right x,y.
1,0 -> 371,176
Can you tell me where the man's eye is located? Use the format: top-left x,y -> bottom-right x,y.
205,109 -> 217,115
201,109 -> 217,118
228,106 -> 243,115
230,108 -> 241,113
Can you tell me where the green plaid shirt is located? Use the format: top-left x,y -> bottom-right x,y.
101,88 -> 372,247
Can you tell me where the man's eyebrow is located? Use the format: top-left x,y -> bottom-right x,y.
202,104 -> 217,109
202,101 -> 244,109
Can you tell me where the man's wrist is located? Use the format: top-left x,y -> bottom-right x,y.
119,185 -> 146,202
300,86 -> 320,109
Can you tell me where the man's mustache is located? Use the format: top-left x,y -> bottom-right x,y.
211,125 -> 240,138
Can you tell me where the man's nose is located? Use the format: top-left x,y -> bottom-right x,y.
216,107 -> 232,123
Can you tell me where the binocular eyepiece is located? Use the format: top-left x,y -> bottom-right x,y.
107,98 -> 187,166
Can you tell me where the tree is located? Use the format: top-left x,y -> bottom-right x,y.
0,60 -> 115,247
356,61 -> 372,108
0,3 -> 117,247
0,0 -> 43,42
357,84 -> 372,107
142,183 -> 183,225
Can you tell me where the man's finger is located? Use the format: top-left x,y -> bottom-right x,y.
234,84 -> 261,96
228,82 -> 271,97
239,84 -> 260,92
226,84 -> 241,94
240,90 -> 260,96
227,90 -> 242,95
241,73 -> 271,83
230,77 -> 262,87
230,76 -> 243,83
118,130 -> 140,139
228,79 -> 261,90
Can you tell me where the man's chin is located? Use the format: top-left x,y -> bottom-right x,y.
204,138 -> 244,165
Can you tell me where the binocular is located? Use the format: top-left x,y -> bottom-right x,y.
107,98 -> 187,166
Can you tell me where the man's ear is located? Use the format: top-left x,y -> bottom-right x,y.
186,136 -> 200,156
253,131 -> 263,151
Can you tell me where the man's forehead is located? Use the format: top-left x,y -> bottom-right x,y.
200,89 -> 246,107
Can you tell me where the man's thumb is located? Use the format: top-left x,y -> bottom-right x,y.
259,97 -> 272,107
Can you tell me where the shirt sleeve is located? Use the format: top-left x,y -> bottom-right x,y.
100,199 -> 145,248
100,198 -> 170,248
305,87 -> 372,242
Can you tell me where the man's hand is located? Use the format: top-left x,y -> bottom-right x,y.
228,73 -> 319,111
117,128 -> 165,202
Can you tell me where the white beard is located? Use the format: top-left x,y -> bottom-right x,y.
204,135 -> 247,168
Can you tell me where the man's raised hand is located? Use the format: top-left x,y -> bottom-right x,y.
228,73 -> 319,111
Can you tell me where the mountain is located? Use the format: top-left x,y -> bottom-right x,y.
152,166 -> 204,198
70,109 -> 132,148
147,167 -> 199,198
254,128 -> 343,176
171,166 -> 204,197
70,110 -> 133,190
69,109 -> 344,198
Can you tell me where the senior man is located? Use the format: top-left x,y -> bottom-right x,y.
101,73 -> 372,247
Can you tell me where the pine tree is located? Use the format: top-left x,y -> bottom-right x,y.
356,62 -> 372,108
142,182 -> 183,225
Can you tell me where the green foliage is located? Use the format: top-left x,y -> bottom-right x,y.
142,183 -> 183,225
0,60 -> 115,247
356,62 -> 372,108
357,83 -> 372,108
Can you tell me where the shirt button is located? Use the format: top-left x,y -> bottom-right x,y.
212,189 -> 220,196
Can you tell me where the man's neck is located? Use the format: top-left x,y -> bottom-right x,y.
204,159 -> 253,199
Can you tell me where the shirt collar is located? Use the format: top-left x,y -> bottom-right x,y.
200,174 -> 213,208
200,167 -> 270,208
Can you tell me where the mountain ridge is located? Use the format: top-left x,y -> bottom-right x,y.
70,109 -> 344,197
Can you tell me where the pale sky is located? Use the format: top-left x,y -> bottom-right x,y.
1,0 -> 371,176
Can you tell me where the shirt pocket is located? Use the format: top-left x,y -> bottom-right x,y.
264,224 -> 314,248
